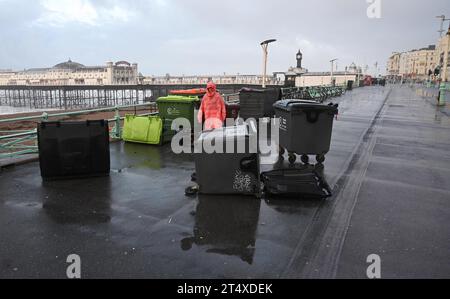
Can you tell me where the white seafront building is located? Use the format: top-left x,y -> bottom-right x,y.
143,74 -> 283,86
0,60 -> 139,86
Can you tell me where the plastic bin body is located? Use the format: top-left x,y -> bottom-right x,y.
38,120 -> 110,180
122,115 -> 163,145
157,95 -> 200,143
261,168 -> 332,198
239,88 -> 281,119
226,102 -> 240,119
274,100 -> 338,155
194,125 -> 260,196
347,80 -> 354,91
156,96 -> 200,128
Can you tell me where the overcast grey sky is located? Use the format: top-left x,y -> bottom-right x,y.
0,0 -> 449,76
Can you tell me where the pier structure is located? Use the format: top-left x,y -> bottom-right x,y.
0,84 -> 270,110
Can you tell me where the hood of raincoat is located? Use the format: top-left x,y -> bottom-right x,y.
206,82 -> 217,97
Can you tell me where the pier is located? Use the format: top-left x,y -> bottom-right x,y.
0,84 -> 272,110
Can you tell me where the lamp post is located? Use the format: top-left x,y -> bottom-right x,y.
437,15 -> 450,37
260,39 -> 277,89
330,58 -> 338,86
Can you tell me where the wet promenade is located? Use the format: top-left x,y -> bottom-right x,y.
0,86 -> 449,278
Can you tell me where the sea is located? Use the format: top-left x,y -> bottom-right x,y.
0,105 -> 57,116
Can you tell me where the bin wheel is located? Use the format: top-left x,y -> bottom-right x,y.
301,154 -> 309,164
185,186 -> 199,197
316,154 -> 326,164
288,153 -> 297,164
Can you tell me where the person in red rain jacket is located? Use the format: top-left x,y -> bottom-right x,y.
197,82 -> 226,130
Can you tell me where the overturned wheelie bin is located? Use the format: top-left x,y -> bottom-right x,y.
122,115 -> 163,145
274,100 -> 338,165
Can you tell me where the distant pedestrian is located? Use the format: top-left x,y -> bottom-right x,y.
197,82 -> 226,130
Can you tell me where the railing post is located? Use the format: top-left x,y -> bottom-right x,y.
41,112 -> 48,122
112,105 -> 122,139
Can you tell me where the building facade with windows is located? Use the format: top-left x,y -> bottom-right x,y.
387,45 -> 437,80
387,53 -> 401,77
295,63 -> 363,87
143,74 -> 282,86
435,28 -> 450,81
0,60 -> 139,86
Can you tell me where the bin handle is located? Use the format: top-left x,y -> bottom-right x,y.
283,100 -> 315,107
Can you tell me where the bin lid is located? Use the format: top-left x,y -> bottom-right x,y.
169,88 -> 207,97
240,87 -> 280,94
274,99 -> 338,113
156,95 -> 200,103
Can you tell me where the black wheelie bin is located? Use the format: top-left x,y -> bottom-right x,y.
274,100 -> 338,164
38,120 -> 110,180
239,88 -> 281,119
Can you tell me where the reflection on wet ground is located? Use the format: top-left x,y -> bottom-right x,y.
181,195 -> 261,265
42,177 -> 112,225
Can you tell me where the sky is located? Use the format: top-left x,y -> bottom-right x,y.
0,0 -> 449,76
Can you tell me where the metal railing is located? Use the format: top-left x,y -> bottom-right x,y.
0,103 -> 157,159
281,85 -> 347,102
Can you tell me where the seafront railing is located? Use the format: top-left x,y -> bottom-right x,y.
0,103 -> 157,159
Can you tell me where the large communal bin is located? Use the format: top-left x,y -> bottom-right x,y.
157,95 -> 200,143
239,88 -> 281,119
274,100 -> 338,164
122,115 -> 163,145
194,124 -> 260,196
37,120 -> 110,180
156,95 -> 200,131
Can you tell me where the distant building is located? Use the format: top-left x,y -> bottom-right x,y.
387,52 -> 401,77
284,50 -> 308,87
296,63 -> 363,87
0,60 -> 139,85
143,74 -> 282,86
435,27 -> 450,81
281,50 -> 363,87
387,45 -> 437,80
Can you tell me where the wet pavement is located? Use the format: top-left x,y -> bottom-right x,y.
0,86 -> 449,278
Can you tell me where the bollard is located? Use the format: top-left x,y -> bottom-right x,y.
438,83 -> 447,107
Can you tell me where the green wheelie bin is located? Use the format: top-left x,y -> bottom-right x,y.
122,115 -> 163,145
156,95 -> 201,143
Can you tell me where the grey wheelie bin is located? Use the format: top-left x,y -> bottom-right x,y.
194,123 -> 261,197
274,100 -> 338,164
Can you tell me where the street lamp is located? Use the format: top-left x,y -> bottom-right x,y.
436,15 -> 450,37
260,39 -> 277,88
330,58 -> 338,86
